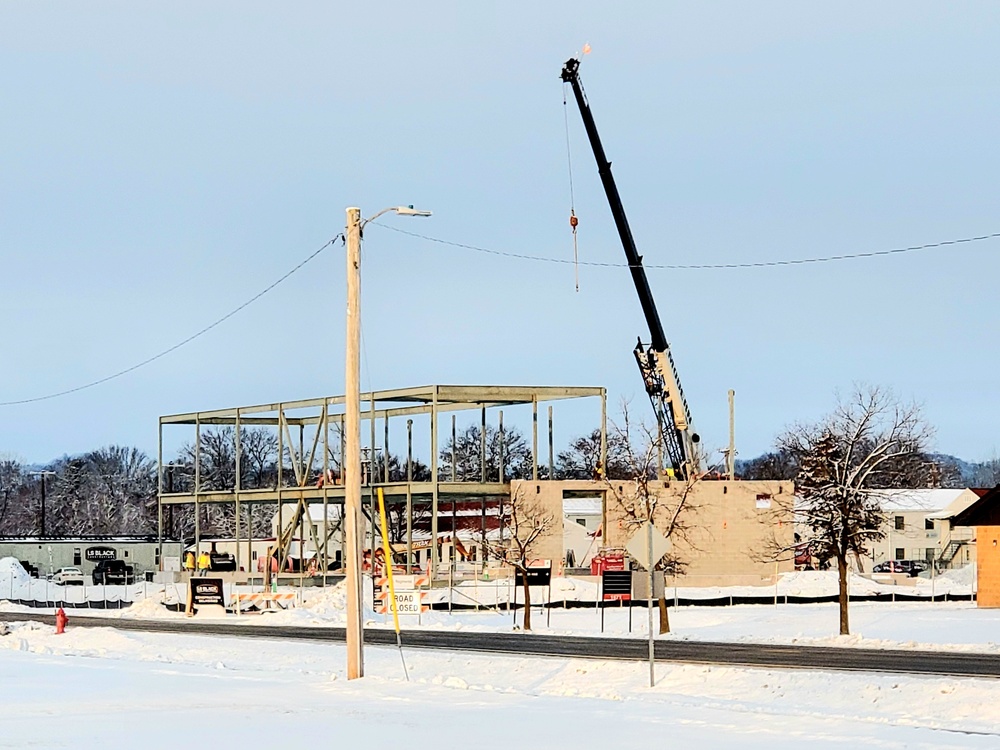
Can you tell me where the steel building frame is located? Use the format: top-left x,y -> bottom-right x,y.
157,384 -> 606,579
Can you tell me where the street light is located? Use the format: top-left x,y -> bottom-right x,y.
29,471 -> 56,538
344,204 -> 431,681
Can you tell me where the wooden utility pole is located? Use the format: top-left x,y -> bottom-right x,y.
345,207 -> 365,679
727,389 -> 736,481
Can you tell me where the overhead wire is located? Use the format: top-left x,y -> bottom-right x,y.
370,225 -> 1000,270
6,221 -> 996,408
0,235 -> 343,407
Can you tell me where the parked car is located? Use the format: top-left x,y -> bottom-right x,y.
50,567 -> 86,586
873,560 -> 927,577
92,559 -> 135,585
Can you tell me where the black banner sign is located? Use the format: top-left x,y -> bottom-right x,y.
515,566 -> 552,588
602,570 -> 632,601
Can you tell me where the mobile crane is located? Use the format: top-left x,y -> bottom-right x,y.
561,57 -> 700,479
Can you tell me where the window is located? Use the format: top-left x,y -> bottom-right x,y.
895,548 -> 905,560
576,518 -> 587,527
925,548 -> 935,562
123,550 -> 129,559
925,518 -> 935,530
894,516 -> 905,531
73,548 -> 81,566
154,547 -> 160,565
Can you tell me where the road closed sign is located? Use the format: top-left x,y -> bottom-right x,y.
376,575 -> 430,616
392,590 -> 424,616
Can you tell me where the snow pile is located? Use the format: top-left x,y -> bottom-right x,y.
300,580 -> 349,616
942,564 -> 975,587
776,570 -> 883,597
913,564 -> 975,595
247,580 -> 381,626
550,575 -> 599,600
0,557 -> 30,586
116,590 -> 179,619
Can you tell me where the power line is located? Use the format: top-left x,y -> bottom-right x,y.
0,235 -> 343,407
371,224 -> 1000,270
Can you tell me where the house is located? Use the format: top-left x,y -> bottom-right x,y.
951,486 -> 1000,608
866,489 -> 969,570
926,488 -> 990,568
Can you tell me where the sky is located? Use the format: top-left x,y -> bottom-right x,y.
1,2 -> 999,466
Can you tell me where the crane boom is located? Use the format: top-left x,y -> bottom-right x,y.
561,57 -> 700,478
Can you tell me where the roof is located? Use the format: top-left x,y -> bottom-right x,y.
273,504 -> 343,524
869,489 -> 967,512
563,498 -> 602,516
953,486 -> 1000,526
0,536 -> 174,543
925,488 -> 993,520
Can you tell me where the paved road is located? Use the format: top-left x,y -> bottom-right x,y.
4,610 -> 999,679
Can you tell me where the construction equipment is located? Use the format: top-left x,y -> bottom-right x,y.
561,57 -> 700,479
263,493 -> 342,588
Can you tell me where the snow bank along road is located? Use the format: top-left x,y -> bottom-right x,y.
6,622 -> 1000,749
5,611 -> 1000,679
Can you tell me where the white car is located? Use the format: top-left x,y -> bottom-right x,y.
51,567 -> 86,586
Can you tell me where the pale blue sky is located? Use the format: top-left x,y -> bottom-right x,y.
2,2 -> 998,465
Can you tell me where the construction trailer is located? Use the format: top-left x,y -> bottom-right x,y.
0,536 -> 183,579
157,384 -> 606,582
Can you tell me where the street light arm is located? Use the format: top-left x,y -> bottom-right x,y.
360,205 -> 433,231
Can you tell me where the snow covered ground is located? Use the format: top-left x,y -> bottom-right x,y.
3,565 -> 998,654
2,619 -> 1000,748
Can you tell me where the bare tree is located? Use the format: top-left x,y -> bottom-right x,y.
240,428 -> 279,489
737,450 -> 798,481
968,454 -> 1000,487
386,453 -> 431,483
0,454 -> 26,532
440,424 -> 534,482
556,428 -> 632,480
778,386 -> 931,635
481,489 -> 557,631
604,403 -> 702,634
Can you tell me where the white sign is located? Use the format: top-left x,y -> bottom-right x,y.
625,521 -> 672,571
392,590 -> 424,616
391,575 -> 425,591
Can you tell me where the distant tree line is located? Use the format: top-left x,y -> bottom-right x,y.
2,404 -> 996,540
737,449 -> 999,489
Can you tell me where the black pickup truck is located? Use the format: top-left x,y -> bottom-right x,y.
92,559 -> 135,585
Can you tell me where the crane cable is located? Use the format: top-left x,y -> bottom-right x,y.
563,82 -> 580,292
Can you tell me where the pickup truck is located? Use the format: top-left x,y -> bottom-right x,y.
92,559 -> 135,585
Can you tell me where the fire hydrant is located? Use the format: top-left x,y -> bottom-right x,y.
55,608 -> 68,635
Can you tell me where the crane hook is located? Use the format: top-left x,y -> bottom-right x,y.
570,210 -> 580,292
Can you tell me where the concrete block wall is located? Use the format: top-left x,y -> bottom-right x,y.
604,480 -> 796,579
508,481 -> 566,568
